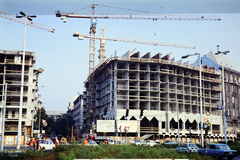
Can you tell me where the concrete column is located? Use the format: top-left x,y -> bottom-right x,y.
137,120 -> 140,137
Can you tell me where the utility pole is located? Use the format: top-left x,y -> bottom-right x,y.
215,45 -> 229,144
1,83 -> 7,151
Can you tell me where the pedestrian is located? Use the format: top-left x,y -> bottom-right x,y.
35,138 -> 39,150
55,137 -> 59,146
104,139 -> 108,144
83,139 -> 88,146
28,137 -> 34,150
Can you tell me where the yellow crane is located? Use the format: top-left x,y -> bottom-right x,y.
73,27 -> 196,63
0,10 -> 55,33
56,4 -> 221,74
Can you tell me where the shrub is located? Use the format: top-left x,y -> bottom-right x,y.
228,141 -> 240,155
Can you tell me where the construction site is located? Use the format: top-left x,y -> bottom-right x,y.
80,50 -> 230,143
55,5 -> 232,143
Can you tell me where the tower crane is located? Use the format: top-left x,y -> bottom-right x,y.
0,10 -> 55,33
73,27 -> 196,63
56,4 -> 221,132
56,4 -> 221,74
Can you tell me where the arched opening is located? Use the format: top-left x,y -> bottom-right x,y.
185,119 -> 197,130
140,117 -> 149,131
170,118 -> 177,129
150,117 -> 158,132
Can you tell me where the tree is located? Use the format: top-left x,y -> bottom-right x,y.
52,113 -> 74,138
34,107 -> 54,136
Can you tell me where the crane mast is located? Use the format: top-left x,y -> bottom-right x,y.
89,4 -> 97,74
0,11 -> 55,33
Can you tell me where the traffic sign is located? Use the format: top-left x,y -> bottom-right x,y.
203,118 -> 208,124
207,122 -> 210,126
204,124 -> 208,129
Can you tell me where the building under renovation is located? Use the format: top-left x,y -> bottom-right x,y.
201,51 -> 240,141
82,51 -> 228,143
0,49 -> 42,145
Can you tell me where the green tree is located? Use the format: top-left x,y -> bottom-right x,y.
34,107 -> 48,130
45,115 -> 55,135
52,113 -> 74,138
34,107 -> 54,136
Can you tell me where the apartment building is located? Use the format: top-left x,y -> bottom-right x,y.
82,51 -> 225,143
0,49 -> 41,145
201,51 -> 240,140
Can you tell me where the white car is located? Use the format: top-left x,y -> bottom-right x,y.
141,140 -> 157,147
108,139 -> 124,145
175,143 -> 199,153
39,139 -> 56,151
132,140 -> 144,146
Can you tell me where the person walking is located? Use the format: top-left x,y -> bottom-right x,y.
28,137 -> 34,150
83,139 -> 88,146
35,138 -> 39,150
55,137 -> 59,146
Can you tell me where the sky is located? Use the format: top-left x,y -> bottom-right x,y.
0,0 -> 240,111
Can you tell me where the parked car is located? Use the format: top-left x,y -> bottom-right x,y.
39,139 -> 55,151
175,143 -> 199,153
198,143 -> 237,160
141,140 -> 157,147
161,140 -> 178,146
132,140 -> 144,146
108,139 -> 124,145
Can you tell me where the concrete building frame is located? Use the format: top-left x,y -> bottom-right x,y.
82,51 -> 225,143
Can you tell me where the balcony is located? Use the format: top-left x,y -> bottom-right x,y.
5,125 -> 25,132
140,127 -> 158,132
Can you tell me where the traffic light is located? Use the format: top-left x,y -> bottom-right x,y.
104,107 -> 107,115
140,109 -> 144,117
94,125 -> 96,131
125,109 -> 129,117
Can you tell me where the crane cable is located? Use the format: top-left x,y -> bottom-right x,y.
71,4 -> 162,15
97,4 -> 161,14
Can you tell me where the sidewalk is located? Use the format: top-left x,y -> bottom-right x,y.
0,145 -> 29,153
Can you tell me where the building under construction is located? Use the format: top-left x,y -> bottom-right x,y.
0,49 -> 42,145
82,51 -> 228,143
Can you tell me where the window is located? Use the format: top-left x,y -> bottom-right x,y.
162,122 -> 165,129
232,97 -> 235,103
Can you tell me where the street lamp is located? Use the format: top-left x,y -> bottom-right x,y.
215,45 -> 229,144
16,11 -> 36,150
182,53 -> 203,147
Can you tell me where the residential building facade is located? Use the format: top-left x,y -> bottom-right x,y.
0,49 -> 42,145
200,51 -> 240,140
